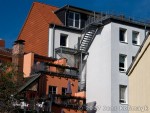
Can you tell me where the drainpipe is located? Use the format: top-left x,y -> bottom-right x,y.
80,52 -> 89,91
52,24 -> 55,58
79,52 -> 83,91
49,24 -> 55,57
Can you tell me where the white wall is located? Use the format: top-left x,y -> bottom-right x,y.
48,28 -> 81,57
86,22 -> 146,113
111,22 -> 145,113
86,24 -> 112,113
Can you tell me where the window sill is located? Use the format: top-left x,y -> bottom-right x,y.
120,102 -> 128,105
68,26 -> 81,29
120,41 -> 128,44
119,70 -> 126,73
132,44 -> 140,46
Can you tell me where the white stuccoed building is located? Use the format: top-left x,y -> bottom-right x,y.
86,21 -> 148,113
46,5 -> 150,113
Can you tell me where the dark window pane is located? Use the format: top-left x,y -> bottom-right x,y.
120,29 -> 126,42
60,35 -> 67,46
119,63 -> 124,68
68,19 -> 73,27
68,12 -> 74,19
119,85 -> 127,103
62,88 -> 67,95
75,13 -> 79,20
75,20 -> 79,28
49,86 -> 56,94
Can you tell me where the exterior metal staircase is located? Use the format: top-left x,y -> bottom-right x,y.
79,24 -> 99,53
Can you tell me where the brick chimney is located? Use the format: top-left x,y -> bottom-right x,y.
0,39 -> 5,47
12,40 -> 25,80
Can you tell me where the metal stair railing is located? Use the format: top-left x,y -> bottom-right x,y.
80,27 -> 99,52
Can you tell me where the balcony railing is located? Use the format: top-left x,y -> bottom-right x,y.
31,62 -> 79,77
50,94 -> 86,110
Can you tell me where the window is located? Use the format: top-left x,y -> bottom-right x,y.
132,56 -> 135,61
132,31 -> 139,45
49,86 -> 57,94
119,85 -> 127,104
68,11 -> 80,28
119,28 -> 127,42
119,54 -> 127,72
60,34 -> 68,47
62,87 -> 67,95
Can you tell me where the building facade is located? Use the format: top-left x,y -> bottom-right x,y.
86,21 -> 148,113
127,34 -> 150,113
16,2 -> 150,113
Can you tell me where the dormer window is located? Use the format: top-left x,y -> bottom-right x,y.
68,11 -> 80,28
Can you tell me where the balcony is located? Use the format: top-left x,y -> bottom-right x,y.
50,94 -> 86,110
30,61 -> 79,79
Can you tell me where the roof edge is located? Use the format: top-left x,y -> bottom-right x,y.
17,3 -> 35,40
126,32 -> 150,75
54,4 -> 99,14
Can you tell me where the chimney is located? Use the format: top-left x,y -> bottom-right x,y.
12,40 -> 25,80
0,39 -> 5,47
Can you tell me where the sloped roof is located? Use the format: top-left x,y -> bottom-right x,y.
33,2 -> 63,25
0,47 -> 12,57
17,2 -> 63,40
18,74 -> 41,93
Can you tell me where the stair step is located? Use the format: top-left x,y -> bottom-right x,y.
85,35 -> 94,38
80,46 -> 87,48
85,33 -> 94,36
87,31 -> 95,34
83,37 -> 93,40
82,40 -> 90,44
81,43 -> 88,46
84,35 -> 93,38
81,43 -> 88,45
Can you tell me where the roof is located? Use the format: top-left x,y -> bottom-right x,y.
34,53 -> 57,61
32,2 -> 63,25
18,74 -> 41,93
127,32 -> 150,75
0,47 -> 12,57
107,16 -> 150,29
55,5 -> 100,15
17,2 -> 63,40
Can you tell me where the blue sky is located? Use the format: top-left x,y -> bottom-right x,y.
0,0 -> 150,48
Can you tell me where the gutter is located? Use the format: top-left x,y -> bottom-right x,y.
52,24 -> 55,58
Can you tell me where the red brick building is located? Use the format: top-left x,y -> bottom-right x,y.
17,2 -> 62,56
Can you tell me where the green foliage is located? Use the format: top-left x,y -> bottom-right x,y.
0,62 -> 23,112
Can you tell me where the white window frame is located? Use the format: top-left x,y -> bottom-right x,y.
49,86 -> 57,94
68,11 -> 81,28
119,54 -> 127,72
132,31 -> 140,45
119,85 -> 128,104
119,28 -> 127,43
